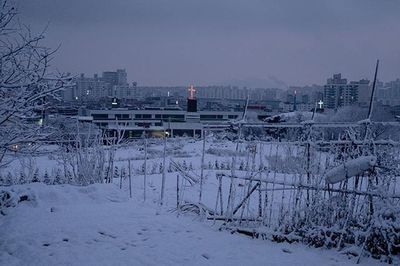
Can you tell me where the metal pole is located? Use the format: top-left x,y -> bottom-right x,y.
367,59 -> 379,120
160,132 -> 167,205
128,160 -> 132,198
199,129 -> 206,202
144,137 -> 147,201
176,174 -> 180,208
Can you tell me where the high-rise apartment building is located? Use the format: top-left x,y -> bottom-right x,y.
351,79 -> 370,107
64,69 -> 132,102
196,86 -> 248,100
377,79 -> 400,106
102,69 -> 127,87
324,74 -> 358,110
69,73 -> 109,101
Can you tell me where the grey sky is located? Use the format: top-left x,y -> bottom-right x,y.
17,0 -> 400,87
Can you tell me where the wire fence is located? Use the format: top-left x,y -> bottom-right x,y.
191,122 -> 400,263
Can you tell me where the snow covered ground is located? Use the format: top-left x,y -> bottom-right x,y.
1,138 -> 397,265
0,183 -> 384,266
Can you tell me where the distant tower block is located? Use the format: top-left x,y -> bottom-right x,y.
187,85 -> 197,112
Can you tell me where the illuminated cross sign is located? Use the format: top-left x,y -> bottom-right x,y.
188,85 -> 196,99
318,100 -> 324,109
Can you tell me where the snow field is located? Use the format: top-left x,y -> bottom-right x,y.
0,183 -> 383,266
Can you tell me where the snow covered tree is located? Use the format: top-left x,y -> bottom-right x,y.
5,172 -> 13,185
43,170 -> 51,185
239,160 -> 244,171
31,168 -> 39,183
53,119 -> 109,186
0,0 -> 72,168
214,160 -> 220,170
120,167 -> 126,180
151,163 -> 157,175
18,171 -> 26,184
53,169 -> 62,185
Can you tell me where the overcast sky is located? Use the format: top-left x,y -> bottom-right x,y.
17,0 -> 400,87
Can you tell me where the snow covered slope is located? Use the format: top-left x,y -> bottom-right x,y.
0,183 -> 382,266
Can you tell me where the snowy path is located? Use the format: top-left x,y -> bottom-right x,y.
0,184 -> 382,266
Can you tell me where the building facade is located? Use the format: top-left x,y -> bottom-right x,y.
63,69 -> 134,102
377,79 -> 400,107
324,74 -> 358,110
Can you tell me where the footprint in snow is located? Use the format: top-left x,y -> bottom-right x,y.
98,231 -> 117,239
282,248 -> 292,254
201,253 -> 210,260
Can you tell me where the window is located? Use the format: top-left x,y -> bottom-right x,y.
115,114 -> 129,119
95,122 -> 108,127
161,114 -> 184,122
92,114 -> 108,120
200,115 -> 223,120
135,122 -> 151,128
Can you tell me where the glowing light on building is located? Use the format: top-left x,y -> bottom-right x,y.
188,85 -> 196,100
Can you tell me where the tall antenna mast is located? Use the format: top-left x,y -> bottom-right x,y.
367,59 -> 379,120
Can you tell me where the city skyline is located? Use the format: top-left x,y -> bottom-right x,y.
18,0 -> 400,87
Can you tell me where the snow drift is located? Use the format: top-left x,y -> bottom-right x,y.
324,156 -> 377,184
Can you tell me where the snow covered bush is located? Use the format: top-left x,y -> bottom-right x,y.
363,197 -> 400,262
56,122 -> 110,186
